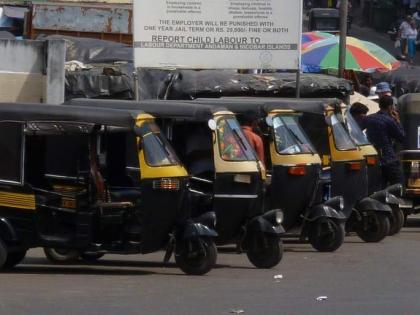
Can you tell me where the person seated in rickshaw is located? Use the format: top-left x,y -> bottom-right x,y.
217,120 -> 246,161
237,111 -> 265,167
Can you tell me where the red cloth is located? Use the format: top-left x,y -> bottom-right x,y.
241,126 -> 265,166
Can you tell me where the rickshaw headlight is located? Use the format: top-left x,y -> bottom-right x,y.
275,210 -> 284,224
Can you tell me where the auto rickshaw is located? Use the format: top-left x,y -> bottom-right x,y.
398,93 -> 420,218
307,8 -> 340,33
285,98 -> 393,242
67,99 -> 285,269
189,98 -> 347,252
0,103 -> 217,275
344,104 -> 405,235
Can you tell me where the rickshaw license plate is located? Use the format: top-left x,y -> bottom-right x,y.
234,174 -> 251,184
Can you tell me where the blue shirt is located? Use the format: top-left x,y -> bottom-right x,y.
362,111 -> 405,165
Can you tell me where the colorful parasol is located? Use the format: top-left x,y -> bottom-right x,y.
301,31 -> 335,48
301,36 -> 401,73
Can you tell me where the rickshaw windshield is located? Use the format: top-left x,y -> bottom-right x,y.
138,121 -> 180,166
345,111 -> 370,146
330,114 -> 357,150
217,117 -> 256,161
314,18 -> 339,31
273,115 -> 315,154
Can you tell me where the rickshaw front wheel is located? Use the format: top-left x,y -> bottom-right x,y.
308,218 -> 344,252
389,206 -> 404,236
356,212 -> 390,243
43,248 -> 80,264
175,238 -> 217,275
4,250 -> 27,269
246,235 -> 283,269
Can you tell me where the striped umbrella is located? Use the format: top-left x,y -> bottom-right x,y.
301,36 -> 401,73
301,31 -> 335,48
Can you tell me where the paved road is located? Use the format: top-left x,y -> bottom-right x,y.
2,218 -> 420,315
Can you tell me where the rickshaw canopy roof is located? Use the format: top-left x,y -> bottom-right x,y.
0,102 -> 144,128
192,97 -> 342,116
67,99 -> 230,122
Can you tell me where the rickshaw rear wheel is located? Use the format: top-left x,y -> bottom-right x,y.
80,252 -> 105,262
175,238 -> 217,275
356,212 -> 390,243
246,235 -> 283,269
389,206 -> 404,236
4,250 -> 27,269
43,248 -> 80,264
308,218 -> 344,252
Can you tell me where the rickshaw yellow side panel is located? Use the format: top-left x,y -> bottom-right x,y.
0,191 -> 36,210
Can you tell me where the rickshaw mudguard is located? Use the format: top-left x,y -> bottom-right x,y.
355,197 -> 392,214
304,204 -> 346,222
246,210 -> 285,235
369,189 -> 400,206
0,217 -> 18,241
184,212 -> 218,239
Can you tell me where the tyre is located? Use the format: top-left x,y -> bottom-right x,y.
175,238 -> 217,275
308,218 -> 345,252
389,206 -> 404,236
4,250 -> 26,269
356,212 -> 390,243
0,238 -> 7,268
43,248 -> 80,264
246,234 -> 283,269
80,252 -> 105,262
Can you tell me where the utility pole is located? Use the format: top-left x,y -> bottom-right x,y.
338,0 -> 348,78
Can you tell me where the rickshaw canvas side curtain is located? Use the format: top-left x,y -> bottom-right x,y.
301,36 -> 401,73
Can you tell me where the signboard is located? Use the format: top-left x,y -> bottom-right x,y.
133,0 -> 302,69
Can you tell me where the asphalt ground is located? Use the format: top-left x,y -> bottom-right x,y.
2,217 -> 420,315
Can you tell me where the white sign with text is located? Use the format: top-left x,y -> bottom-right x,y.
133,0 -> 302,69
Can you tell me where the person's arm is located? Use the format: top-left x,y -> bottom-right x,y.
388,116 -> 405,143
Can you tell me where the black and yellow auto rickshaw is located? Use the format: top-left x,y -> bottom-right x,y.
307,8 -> 340,33
189,98 -> 347,252
0,103 -> 217,275
398,93 -> 420,218
67,99 -> 285,269
344,104 -> 405,235
286,98 -> 393,242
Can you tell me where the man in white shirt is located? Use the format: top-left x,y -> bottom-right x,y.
398,16 -> 415,58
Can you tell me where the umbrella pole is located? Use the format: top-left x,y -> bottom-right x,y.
296,70 -> 301,98
338,0 -> 348,78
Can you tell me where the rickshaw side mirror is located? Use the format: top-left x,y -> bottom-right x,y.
265,116 -> 273,127
208,119 -> 217,131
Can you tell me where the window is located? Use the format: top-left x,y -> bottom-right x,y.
139,121 -> 180,167
273,115 -> 315,154
330,114 -> 357,150
217,117 -> 256,161
0,122 -> 24,184
345,111 -> 370,146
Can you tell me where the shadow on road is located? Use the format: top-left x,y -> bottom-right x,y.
11,257 -> 190,276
